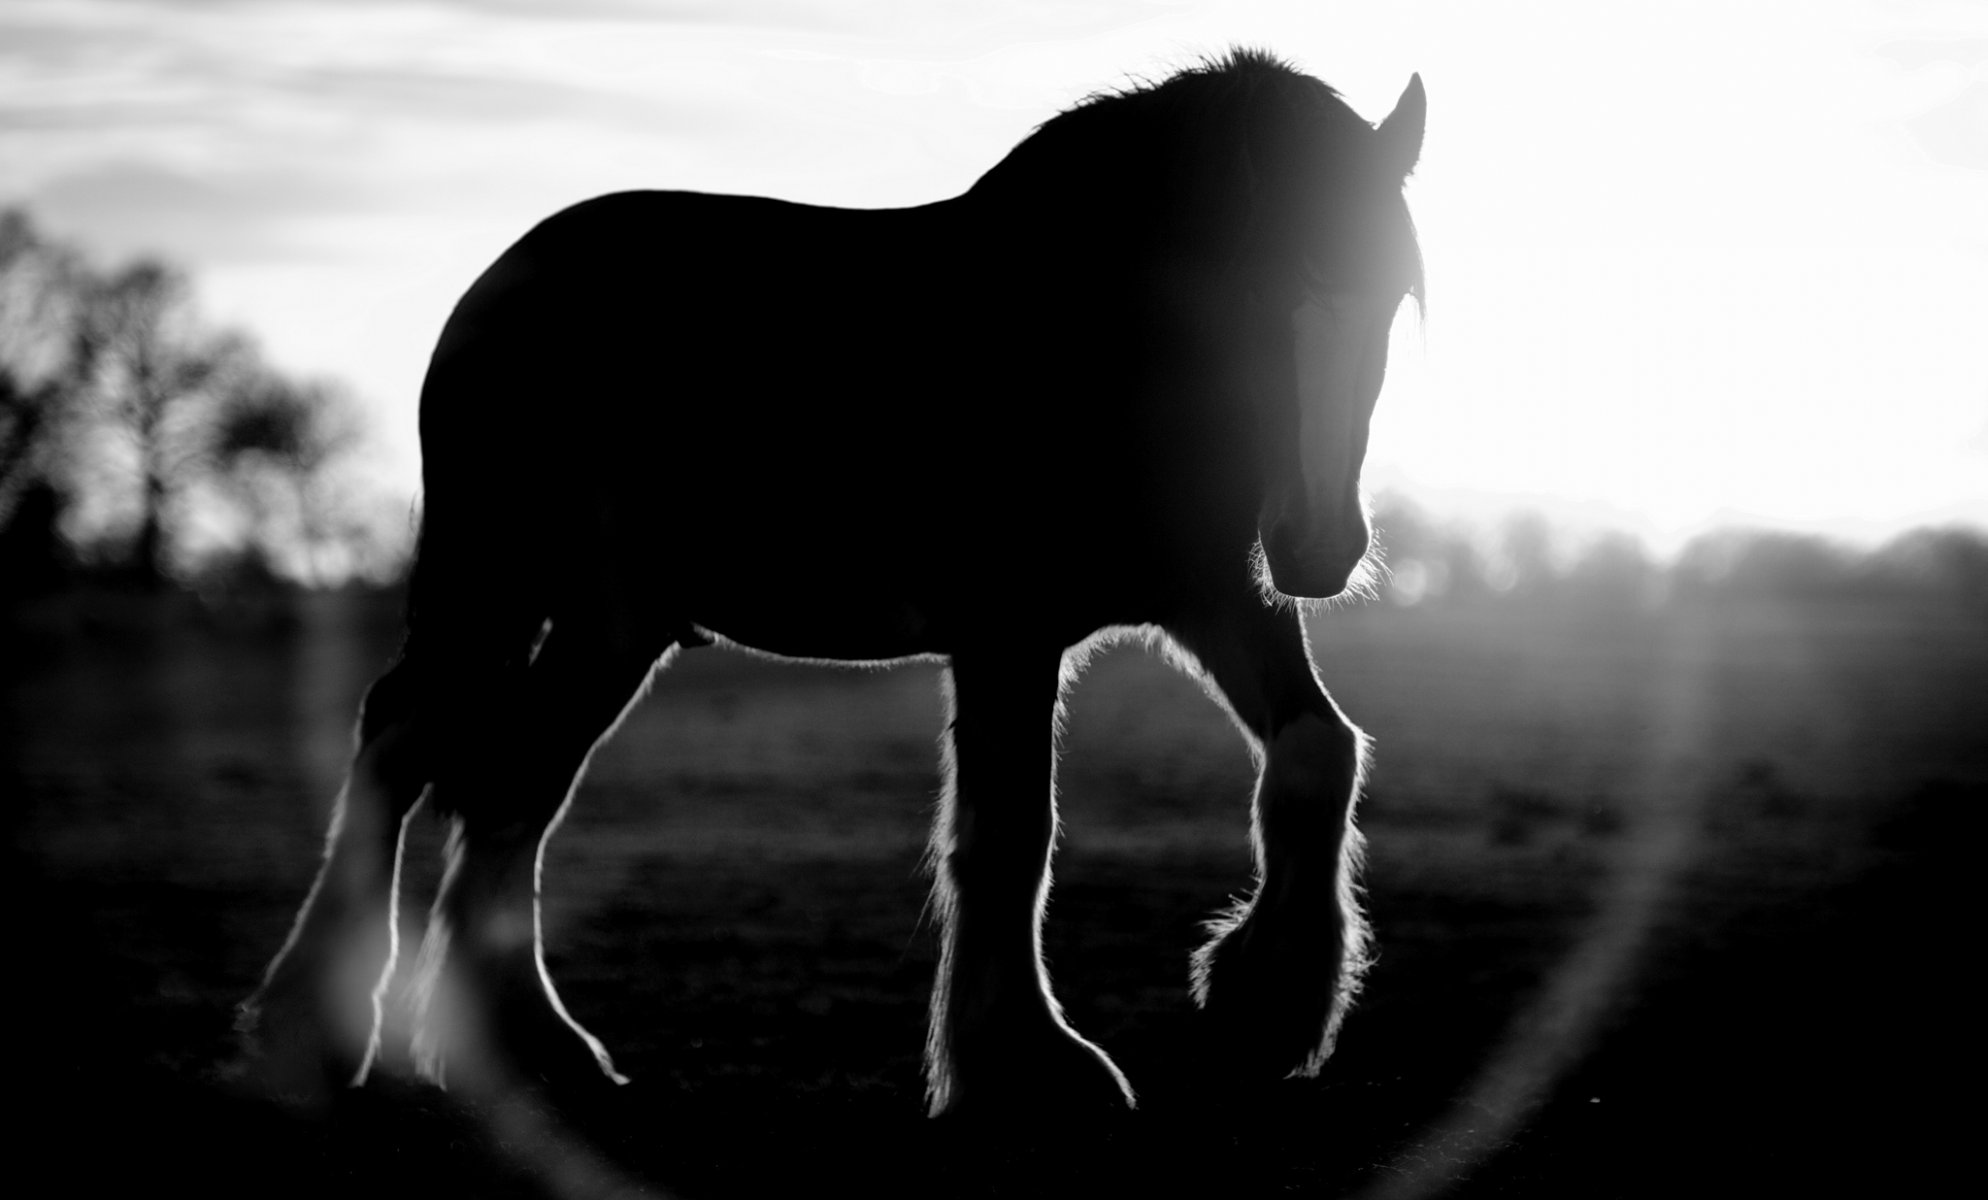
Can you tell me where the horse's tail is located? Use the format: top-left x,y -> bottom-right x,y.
369,345 -> 555,813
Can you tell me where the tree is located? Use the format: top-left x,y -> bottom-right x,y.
74,259 -> 254,581
207,372 -> 370,585
0,211 -> 96,592
1495,510 -> 1559,594
0,210 -> 86,525
1565,530 -> 1660,607
0,205 -> 410,588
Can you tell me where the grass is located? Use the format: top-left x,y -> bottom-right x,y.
6,584 -> 1981,1197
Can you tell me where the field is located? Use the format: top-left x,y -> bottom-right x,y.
6,584 -> 1981,1197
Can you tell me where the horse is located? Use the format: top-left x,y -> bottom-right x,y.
240,48 -> 1425,1120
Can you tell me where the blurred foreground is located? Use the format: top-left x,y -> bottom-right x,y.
5,574 -> 1981,1197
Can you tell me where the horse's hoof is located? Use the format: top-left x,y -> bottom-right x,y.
234,984 -> 377,1108
936,1020 -> 1136,1122
507,1038 -> 631,1113
411,976 -> 627,1105
1190,914 -> 1348,1084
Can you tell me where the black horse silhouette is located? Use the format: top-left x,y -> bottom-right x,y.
242,48 -> 1425,1118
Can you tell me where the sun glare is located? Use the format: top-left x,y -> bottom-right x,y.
1351,2 -> 1987,552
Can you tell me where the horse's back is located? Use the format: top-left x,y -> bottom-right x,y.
433,192 -> 979,453
412,191 -> 996,647
439,193 -> 943,375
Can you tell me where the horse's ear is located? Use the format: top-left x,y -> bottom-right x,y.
1377,73 -> 1425,179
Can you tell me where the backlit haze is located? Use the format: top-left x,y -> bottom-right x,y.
5,0 -> 1983,555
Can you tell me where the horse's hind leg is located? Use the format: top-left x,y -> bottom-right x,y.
1168,598 -> 1372,1085
925,646 -> 1136,1118
240,655 -> 431,1099
408,622 -> 662,1098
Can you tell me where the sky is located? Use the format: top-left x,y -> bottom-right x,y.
3,0 -> 1984,553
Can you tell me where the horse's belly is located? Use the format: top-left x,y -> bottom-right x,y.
608,476 -> 955,661
693,593 -> 943,663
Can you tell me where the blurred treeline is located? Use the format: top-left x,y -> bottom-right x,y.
1369,498 -> 1988,610
0,207 -> 408,599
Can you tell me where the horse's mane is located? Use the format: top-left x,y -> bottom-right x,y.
969,47 -> 1423,308
1064,46 -> 1361,140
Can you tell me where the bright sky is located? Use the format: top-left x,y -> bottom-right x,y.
4,0 -> 1983,552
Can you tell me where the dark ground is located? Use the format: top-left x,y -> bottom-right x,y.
4,584 -> 1981,1198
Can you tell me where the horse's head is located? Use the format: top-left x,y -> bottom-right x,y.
967,53 -> 1424,598
1246,72 -> 1425,600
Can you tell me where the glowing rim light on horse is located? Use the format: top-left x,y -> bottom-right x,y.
241,47 -> 1428,1141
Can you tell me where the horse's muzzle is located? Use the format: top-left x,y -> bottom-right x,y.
1261,518 -> 1371,599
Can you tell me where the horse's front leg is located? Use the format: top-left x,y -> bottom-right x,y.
925,646 -> 1136,1118
1170,597 -> 1372,1085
